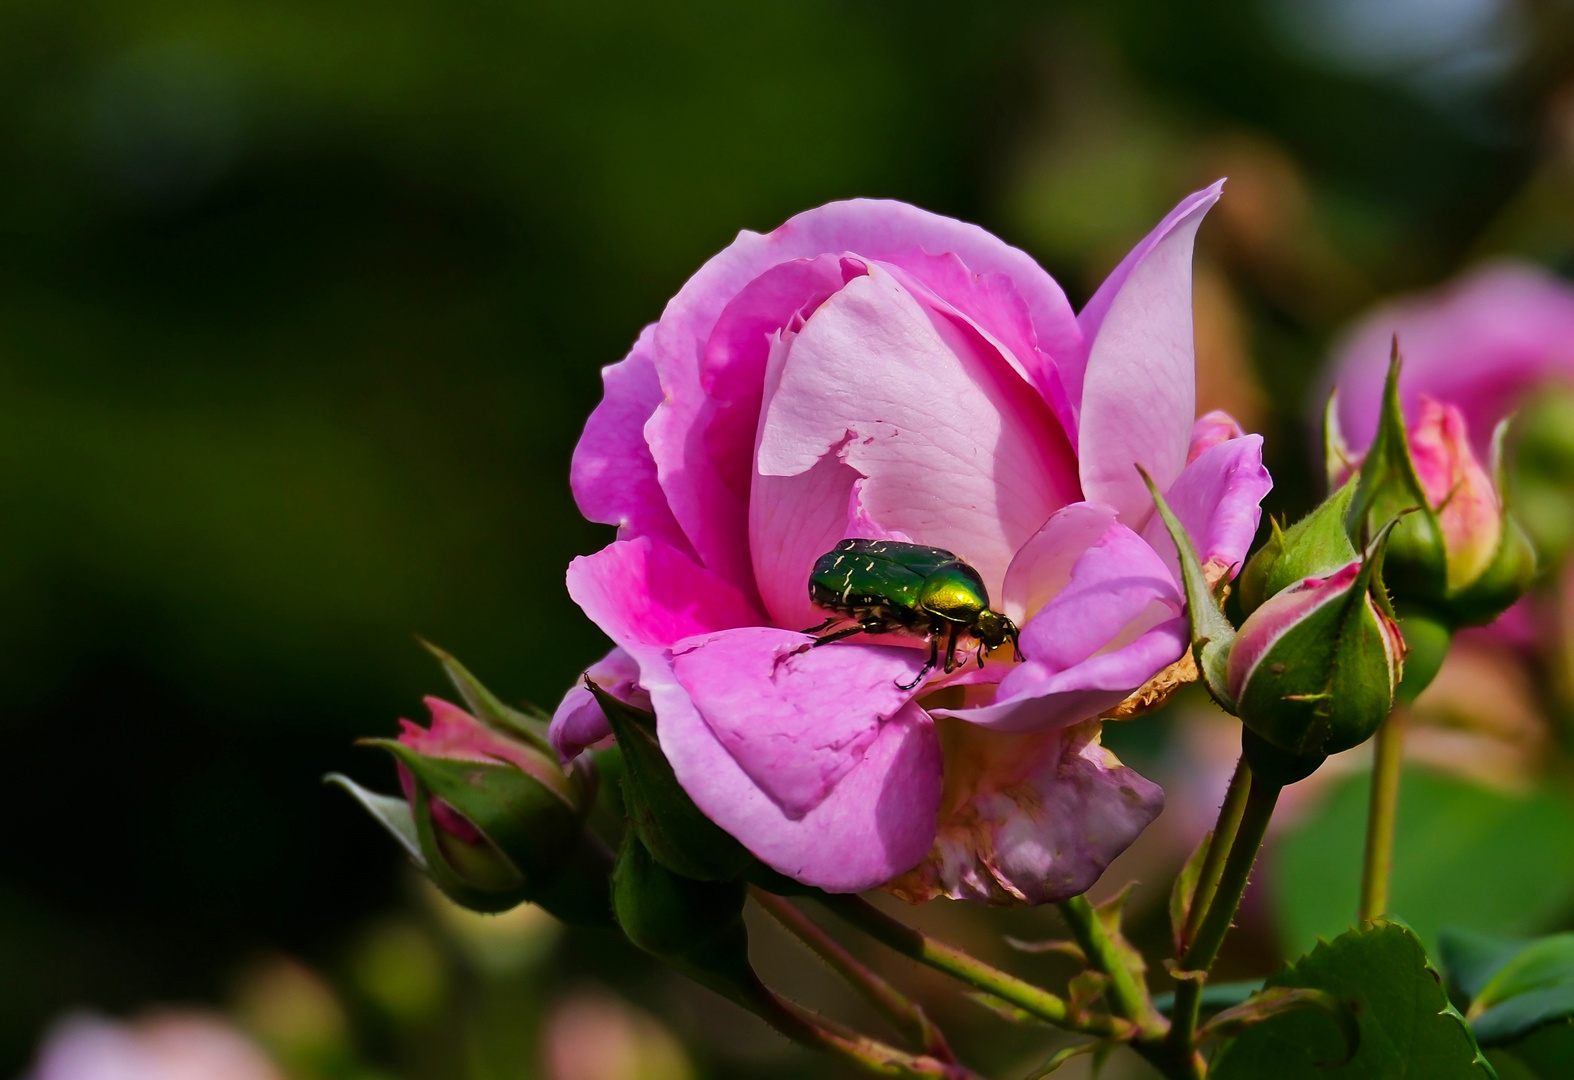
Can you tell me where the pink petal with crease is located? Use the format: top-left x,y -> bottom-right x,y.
647,652 -> 943,892
753,264 -> 1078,616
1077,182 -> 1224,526
669,626 -> 927,819
1000,501 -> 1120,625
888,718 -> 1163,905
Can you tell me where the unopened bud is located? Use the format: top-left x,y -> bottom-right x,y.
1229,555 -> 1406,777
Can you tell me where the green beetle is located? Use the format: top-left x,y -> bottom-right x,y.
804,538 -> 1022,691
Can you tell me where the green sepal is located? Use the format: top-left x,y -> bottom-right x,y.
1240,727 -> 1325,787
1396,611 -> 1451,703
1170,829 -> 1212,956
325,772 -> 426,869
586,681 -> 755,882
1198,986 -> 1358,1065
612,831 -> 754,999
1347,341 -> 1448,604
419,638 -> 556,756
1140,465 -> 1238,711
1240,476 -> 1362,618
404,770 -> 531,912
368,739 -> 581,885
1443,426 -> 1538,625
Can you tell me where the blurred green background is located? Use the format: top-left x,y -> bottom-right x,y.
5,0 -> 1574,1077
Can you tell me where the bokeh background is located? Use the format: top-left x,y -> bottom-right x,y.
6,0 -> 1574,1077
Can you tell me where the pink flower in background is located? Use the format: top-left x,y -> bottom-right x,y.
1328,261 -> 1574,461
24,1012 -> 283,1080
552,185 -> 1271,900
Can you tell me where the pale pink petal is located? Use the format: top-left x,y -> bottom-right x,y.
1329,261 -> 1574,459
1139,434 -> 1271,586
1409,397 -> 1502,589
1000,501 -> 1120,625
565,537 -> 764,663
1188,409 -> 1246,463
549,647 -> 650,763
571,327 -> 695,557
887,719 -> 1163,905
1077,182 -> 1224,526
647,652 -> 943,892
752,264 -> 1079,623
669,626 -> 928,819
645,199 -> 1083,596
938,525 -> 1188,732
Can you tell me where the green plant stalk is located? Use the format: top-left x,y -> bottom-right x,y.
1360,704 -> 1407,922
733,969 -> 982,1080
1166,771 -> 1283,1073
1182,756 -> 1253,950
817,894 -> 1133,1041
752,888 -> 956,1063
1056,894 -> 1165,1036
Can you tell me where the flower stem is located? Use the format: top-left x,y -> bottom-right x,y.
816,894 -> 1133,1041
733,969 -> 982,1080
1181,756 -> 1252,951
752,888 -> 956,1062
1056,894 -> 1165,1036
1166,770 -> 1282,1073
1360,704 -> 1406,922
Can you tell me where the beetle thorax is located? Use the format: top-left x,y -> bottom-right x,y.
917,567 -> 989,625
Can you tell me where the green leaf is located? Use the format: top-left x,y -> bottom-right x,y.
1485,1021 -> 1574,1080
1273,768 -> 1574,959
1210,921 -> 1495,1078
1138,465 -> 1236,709
1441,927 -> 1536,1003
1022,1039 -> 1107,1079
1455,934 -> 1574,1046
1198,986 -> 1358,1065
1153,980 -> 1261,1017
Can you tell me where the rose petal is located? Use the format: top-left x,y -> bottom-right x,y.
1409,397 -> 1501,589
646,199 -> 1083,599
1139,434 -> 1271,587
565,537 -> 764,663
1077,182 -> 1224,526
549,647 -> 649,763
886,718 -> 1164,904
938,524 -> 1187,732
752,264 -> 1078,623
669,626 -> 928,819
647,651 -> 943,892
1188,409 -> 1246,463
570,326 -> 695,557
1000,501 -> 1120,625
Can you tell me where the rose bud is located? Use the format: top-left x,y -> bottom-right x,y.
1335,343 -> 1535,631
330,655 -> 612,924
1228,551 -> 1406,783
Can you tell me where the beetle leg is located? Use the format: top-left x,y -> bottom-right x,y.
812,621 -> 873,646
942,624 -> 960,674
897,635 -> 939,692
801,616 -> 838,635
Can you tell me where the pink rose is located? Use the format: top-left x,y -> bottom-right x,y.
23,1012 -> 284,1080
553,186 -> 1272,899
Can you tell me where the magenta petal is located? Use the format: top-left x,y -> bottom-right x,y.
1000,501 -> 1120,624
1188,409 -> 1246,463
939,525 -> 1187,732
753,264 -> 1078,613
888,719 -> 1164,905
1076,182 -> 1224,526
648,654 -> 943,891
570,326 -> 695,557
549,647 -> 649,763
566,537 -> 764,661
669,627 -> 927,819
1140,434 -> 1271,586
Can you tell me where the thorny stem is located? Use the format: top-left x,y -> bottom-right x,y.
733,969 -> 981,1080
1181,757 -> 1253,952
1056,894 -> 1165,1036
817,894 -> 1134,1042
1360,704 -> 1407,923
752,888 -> 956,1063
1166,771 -> 1283,1075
